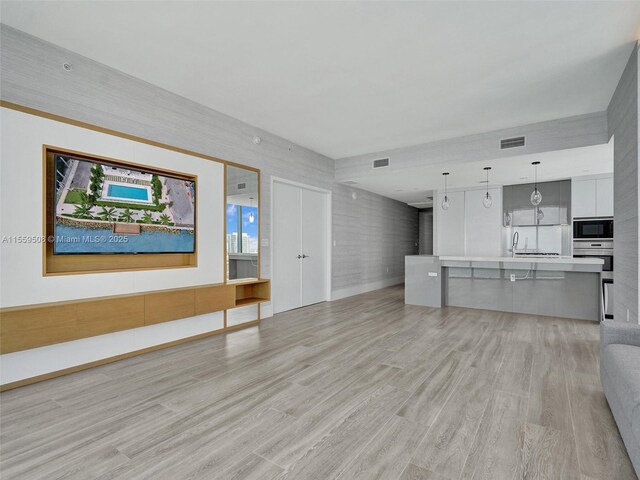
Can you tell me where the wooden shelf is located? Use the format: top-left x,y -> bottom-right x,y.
235,297 -> 263,307
232,279 -> 270,307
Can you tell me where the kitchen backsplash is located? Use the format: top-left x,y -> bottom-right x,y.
502,225 -> 572,256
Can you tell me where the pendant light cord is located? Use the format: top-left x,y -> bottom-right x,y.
483,167 -> 492,200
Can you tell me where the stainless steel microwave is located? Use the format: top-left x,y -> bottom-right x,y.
573,218 -> 613,240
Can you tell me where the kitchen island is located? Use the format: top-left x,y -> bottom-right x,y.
405,255 -> 604,321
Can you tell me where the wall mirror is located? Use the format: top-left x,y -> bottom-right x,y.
226,165 -> 259,282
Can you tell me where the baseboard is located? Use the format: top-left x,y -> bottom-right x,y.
331,276 -> 404,301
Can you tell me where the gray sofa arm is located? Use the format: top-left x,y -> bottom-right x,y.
601,320 -> 640,349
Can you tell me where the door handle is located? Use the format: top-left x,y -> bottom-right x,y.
302,254 -> 309,258
297,255 -> 302,259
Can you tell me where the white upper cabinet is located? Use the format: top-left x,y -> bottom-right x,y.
435,188 -> 503,256
572,177 -> 613,218
435,191 -> 465,256
572,179 -> 597,218
596,177 -> 614,217
464,188 -> 502,256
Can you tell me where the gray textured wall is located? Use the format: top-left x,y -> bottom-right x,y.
332,183 -> 418,297
335,111 -> 609,183
418,210 -> 433,255
0,25 -> 418,301
607,42 -> 639,323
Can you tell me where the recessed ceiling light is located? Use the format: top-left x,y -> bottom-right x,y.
582,169 -> 590,173
519,176 -> 528,180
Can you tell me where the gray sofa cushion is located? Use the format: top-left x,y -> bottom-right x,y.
602,344 -> 640,424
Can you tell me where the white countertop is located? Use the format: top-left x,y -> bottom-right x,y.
410,255 -> 604,265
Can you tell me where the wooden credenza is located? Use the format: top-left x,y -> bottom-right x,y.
0,279 -> 270,354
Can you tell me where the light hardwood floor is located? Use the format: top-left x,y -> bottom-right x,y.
0,286 -> 636,480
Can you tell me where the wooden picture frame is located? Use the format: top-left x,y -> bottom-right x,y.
43,145 -> 198,275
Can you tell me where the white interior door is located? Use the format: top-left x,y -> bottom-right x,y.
273,182 -> 302,313
301,188 -> 327,306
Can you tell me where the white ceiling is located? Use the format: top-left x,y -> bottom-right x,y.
1,1 -> 639,160
349,140 -> 614,208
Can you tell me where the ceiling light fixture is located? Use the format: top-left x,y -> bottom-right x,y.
482,167 -> 493,208
248,197 -> 255,223
530,161 -> 542,206
441,172 -> 450,210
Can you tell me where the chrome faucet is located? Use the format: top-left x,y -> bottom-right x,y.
511,231 -> 519,257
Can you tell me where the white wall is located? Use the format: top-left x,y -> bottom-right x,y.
0,107 -> 226,384
1,108 -> 224,306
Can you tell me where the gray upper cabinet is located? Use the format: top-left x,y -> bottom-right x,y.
503,180 -> 571,226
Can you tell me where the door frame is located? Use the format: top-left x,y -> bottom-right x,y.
271,176 -> 332,313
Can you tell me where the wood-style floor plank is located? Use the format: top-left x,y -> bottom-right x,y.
527,323 -> 574,432
339,415 -> 427,480
0,285 -> 635,480
410,364 -> 500,479
566,371 -> 637,480
514,422 -> 581,480
460,391 -> 527,479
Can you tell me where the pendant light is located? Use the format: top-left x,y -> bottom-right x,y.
248,197 -> 255,223
441,172 -> 450,210
530,161 -> 542,206
482,167 -> 493,208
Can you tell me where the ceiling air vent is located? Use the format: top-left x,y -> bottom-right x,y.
237,182 -> 246,190
372,157 -> 390,169
500,136 -> 525,149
